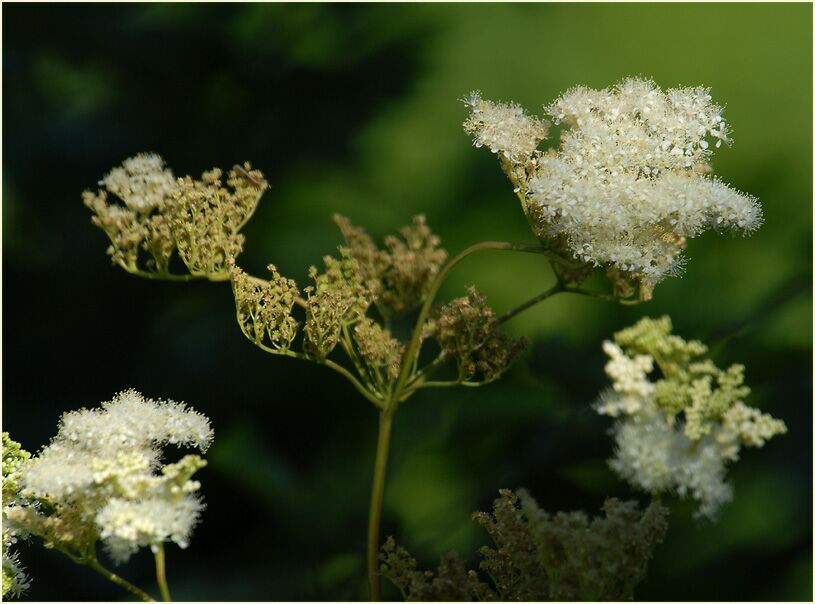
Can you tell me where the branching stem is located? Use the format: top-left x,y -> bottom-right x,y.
84,555 -> 156,602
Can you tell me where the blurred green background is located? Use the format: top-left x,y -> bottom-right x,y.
3,3 -> 811,601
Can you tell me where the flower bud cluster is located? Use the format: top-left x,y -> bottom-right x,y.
4,391 -> 213,564
596,317 -> 786,518
304,251 -> 373,360
427,287 -> 526,383
334,214 -> 447,316
230,260 -> 300,351
228,215 -> 449,399
463,79 -> 762,300
84,154 -> 266,279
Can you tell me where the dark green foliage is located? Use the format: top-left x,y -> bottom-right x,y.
381,489 -> 669,601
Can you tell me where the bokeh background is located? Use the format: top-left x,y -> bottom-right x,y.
3,3 -> 812,601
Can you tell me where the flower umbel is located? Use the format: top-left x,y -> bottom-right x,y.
84,154 -> 267,280
464,79 -> 763,300
596,317 -> 786,518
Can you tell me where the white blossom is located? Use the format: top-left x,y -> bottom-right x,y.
12,390 -> 211,563
58,389 -> 213,454
595,318 -> 785,519
527,78 -> 762,288
96,496 -> 204,563
464,79 -> 763,294
101,153 -> 177,213
462,91 -> 549,162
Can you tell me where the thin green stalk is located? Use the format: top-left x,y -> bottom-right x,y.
393,241 -> 548,398
119,263 -> 229,283
367,408 -> 395,602
154,543 -> 172,602
85,557 -> 156,602
497,282 -> 563,324
562,285 -> 642,305
250,338 -> 384,408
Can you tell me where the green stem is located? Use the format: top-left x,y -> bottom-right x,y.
367,408 -> 395,602
249,339 -> 384,408
393,241 -> 548,398
154,543 -> 172,602
120,264 -> 228,283
85,557 -> 156,602
497,282 -> 563,324
562,285 -> 642,305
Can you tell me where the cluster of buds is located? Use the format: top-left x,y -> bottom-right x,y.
334,214 -> 448,316
226,212 -> 522,403
84,154 -> 267,280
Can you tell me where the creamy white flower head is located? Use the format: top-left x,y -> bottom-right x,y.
609,409 -> 733,518
58,389 -> 213,453
96,496 -> 204,563
463,91 -> 549,162
526,78 -> 761,289
597,341 -> 654,416
101,153 -> 177,213
12,390 -> 212,563
18,446 -> 98,501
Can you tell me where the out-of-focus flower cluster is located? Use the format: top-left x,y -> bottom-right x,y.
463,78 -> 762,300
596,316 -> 786,518
3,434 -> 31,598
3,390 -> 213,569
84,154 -> 267,279
381,489 -> 668,601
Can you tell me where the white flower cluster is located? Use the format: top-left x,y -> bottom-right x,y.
462,91 -> 549,162
100,153 -> 178,213
463,79 -> 762,296
596,319 -> 786,519
6,390 -> 212,563
1,545 -> 30,599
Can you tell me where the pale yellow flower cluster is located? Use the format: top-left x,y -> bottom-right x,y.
595,317 -> 786,518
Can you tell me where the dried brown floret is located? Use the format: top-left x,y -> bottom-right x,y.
428,287 -> 526,383
381,489 -> 668,602
334,214 -> 447,316
379,537 -> 495,602
353,318 -> 403,382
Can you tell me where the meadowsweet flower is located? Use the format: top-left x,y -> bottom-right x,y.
462,91 -> 549,162
85,155 -> 267,278
2,434 -> 31,599
596,316 -> 786,518
100,153 -> 178,213
6,391 -> 212,564
463,79 -> 762,300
